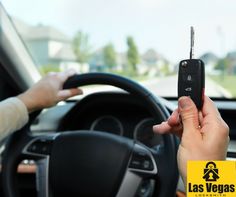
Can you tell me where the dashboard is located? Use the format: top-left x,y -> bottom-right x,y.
57,92 -> 164,148
31,92 -> 236,157
2,91 -> 236,196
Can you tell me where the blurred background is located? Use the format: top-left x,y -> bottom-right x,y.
2,0 -> 236,98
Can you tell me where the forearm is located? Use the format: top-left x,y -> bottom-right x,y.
0,71 -> 81,141
0,97 -> 29,140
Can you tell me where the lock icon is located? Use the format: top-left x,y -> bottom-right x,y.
203,161 -> 219,181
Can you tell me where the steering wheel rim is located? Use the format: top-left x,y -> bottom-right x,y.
2,73 -> 179,197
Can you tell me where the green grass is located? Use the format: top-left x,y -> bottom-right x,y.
210,75 -> 236,97
39,64 -> 60,76
106,70 -> 150,82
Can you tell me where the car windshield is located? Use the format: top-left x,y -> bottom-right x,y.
2,0 -> 236,98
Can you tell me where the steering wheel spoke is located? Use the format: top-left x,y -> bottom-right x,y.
21,134 -> 58,197
35,157 -> 50,197
128,143 -> 157,176
22,133 -> 58,158
117,143 -> 158,197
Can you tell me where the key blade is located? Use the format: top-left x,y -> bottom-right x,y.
190,26 -> 194,59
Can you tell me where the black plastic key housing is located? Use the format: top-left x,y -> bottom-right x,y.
178,59 -> 205,109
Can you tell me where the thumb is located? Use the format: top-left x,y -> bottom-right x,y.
178,96 -> 200,137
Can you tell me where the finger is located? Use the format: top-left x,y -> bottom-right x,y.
153,109 -> 182,135
200,96 -> 229,139
167,109 -> 180,127
178,96 -> 201,138
153,121 -> 183,138
200,96 -> 221,132
202,96 -> 221,118
57,69 -> 77,82
57,88 -> 83,101
198,111 -> 203,128
153,109 -> 179,134
153,121 -> 172,134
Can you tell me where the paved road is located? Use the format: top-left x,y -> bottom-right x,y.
141,75 -> 232,98
80,75 -> 231,99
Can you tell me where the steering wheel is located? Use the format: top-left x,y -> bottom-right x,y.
2,73 -> 179,197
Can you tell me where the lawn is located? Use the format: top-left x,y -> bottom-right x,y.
210,75 -> 236,97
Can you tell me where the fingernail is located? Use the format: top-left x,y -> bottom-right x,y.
178,96 -> 192,109
153,124 -> 160,131
76,88 -> 83,95
153,125 -> 159,129
57,91 -> 70,98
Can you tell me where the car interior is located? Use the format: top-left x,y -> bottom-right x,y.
0,1 -> 236,197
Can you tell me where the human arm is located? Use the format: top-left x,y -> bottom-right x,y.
0,97 -> 29,140
17,70 -> 82,113
0,70 -> 82,140
153,96 -> 229,186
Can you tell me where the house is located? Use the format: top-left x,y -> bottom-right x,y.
116,52 -> 127,72
89,49 -> 126,72
12,18 -> 84,72
89,49 -> 105,72
141,49 -> 171,76
142,49 -> 159,65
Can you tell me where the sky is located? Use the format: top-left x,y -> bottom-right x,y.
2,0 -> 236,64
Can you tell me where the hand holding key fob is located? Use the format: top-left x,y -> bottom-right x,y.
178,27 -> 205,109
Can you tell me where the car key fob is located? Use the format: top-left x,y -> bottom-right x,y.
178,27 -> 205,109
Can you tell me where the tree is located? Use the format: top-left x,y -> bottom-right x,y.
103,43 -> 116,70
72,31 -> 91,64
215,58 -> 227,71
126,36 -> 139,74
215,57 -> 230,80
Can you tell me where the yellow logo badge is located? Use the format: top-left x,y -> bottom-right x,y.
187,161 -> 236,197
